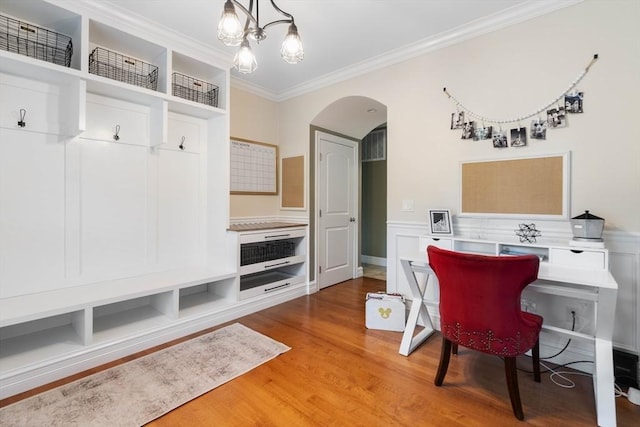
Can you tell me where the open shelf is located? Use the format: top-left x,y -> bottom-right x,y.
0,311 -> 86,372
178,278 -> 237,318
92,293 -> 174,343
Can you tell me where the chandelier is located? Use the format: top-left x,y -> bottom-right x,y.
217,0 -> 304,74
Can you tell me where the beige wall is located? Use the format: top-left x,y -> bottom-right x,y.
269,0 -> 639,232
229,86 -> 280,218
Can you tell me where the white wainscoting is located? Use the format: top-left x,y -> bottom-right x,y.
387,220 -> 640,369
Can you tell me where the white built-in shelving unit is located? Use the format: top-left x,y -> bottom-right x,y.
0,0 -> 308,399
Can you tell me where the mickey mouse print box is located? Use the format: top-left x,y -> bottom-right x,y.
365,293 -> 406,332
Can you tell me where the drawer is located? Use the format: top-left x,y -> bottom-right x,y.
240,228 -> 306,244
419,236 -> 453,253
0,74 -> 64,135
165,112 -> 203,153
240,254 -> 306,276
549,248 -> 606,270
239,271 -> 305,300
81,93 -> 150,145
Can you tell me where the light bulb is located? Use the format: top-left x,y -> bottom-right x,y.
280,23 -> 304,64
217,0 -> 243,46
234,39 -> 257,74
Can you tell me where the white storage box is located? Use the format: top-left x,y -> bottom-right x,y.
365,293 -> 406,332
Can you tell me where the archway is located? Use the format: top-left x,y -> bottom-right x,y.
307,96 -> 388,288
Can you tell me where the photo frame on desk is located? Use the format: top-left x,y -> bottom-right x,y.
429,209 -> 453,236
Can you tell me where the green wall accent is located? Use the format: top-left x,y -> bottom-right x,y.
362,159 -> 387,258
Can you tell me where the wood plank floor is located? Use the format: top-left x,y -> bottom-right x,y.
2,277 -> 638,426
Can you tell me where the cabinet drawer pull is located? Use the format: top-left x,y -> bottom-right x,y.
570,250 -> 584,254
265,261 -> 290,269
264,233 -> 291,239
264,282 -> 291,293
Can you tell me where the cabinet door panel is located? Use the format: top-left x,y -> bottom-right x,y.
166,113 -> 201,153
0,129 -> 65,297
80,140 -> 148,278
0,75 -> 63,135
157,150 -> 201,267
82,94 -> 150,146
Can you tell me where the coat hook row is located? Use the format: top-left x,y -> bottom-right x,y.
179,136 -> 185,150
113,124 -> 120,141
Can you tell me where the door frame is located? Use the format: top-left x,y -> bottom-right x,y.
314,130 -> 359,289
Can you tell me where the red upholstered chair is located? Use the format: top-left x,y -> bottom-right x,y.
426,245 -> 543,420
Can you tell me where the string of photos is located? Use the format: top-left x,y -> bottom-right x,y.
446,54 -> 598,148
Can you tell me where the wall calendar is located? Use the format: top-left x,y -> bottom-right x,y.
230,138 -> 278,195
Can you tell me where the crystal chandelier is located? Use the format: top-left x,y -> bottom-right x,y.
217,0 -> 304,74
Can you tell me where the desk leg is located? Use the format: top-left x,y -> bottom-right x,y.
399,259 -> 435,356
593,287 -> 617,427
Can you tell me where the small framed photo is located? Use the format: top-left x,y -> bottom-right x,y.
429,209 -> 453,236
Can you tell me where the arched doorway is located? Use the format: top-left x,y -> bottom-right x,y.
308,96 -> 387,290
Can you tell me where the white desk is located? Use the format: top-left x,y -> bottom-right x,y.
399,236 -> 619,427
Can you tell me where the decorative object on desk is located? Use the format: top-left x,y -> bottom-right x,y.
429,209 -> 453,236
0,323 -> 290,427
565,92 -> 584,113
443,54 -> 598,144
570,210 -> 604,243
530,118 -> 547,140
365,292 -> 406,332
515,223 -> 541,243
510,127 -> 527,147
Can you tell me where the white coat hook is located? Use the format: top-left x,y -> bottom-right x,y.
179,136 -> 185,150
113,125 -> 120,141
18,109 -> 26,128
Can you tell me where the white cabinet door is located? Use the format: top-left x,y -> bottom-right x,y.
157,149 -> 202,268
0,129 -> 66,297
79,140 -> 149,279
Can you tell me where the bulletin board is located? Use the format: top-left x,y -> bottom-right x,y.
460,153 -> 570,218
230,138 -> 278,195
281,155 -> 305,209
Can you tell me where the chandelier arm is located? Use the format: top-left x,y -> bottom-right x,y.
230,0 -> 258,26
262,19 -> 293,31
269,0 -> 294,21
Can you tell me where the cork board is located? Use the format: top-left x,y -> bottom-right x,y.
281,155 -> 305,209
460,153 -> 570,218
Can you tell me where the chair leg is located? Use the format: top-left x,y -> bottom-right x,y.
452,342 -> 458,355
504,356 -> 524,420
434,337 -> 452,386
532,340 -> 541,383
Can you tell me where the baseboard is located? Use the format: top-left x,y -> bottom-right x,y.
361,255 -> 386,267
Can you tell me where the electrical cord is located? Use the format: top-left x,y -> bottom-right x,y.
540,311 -> 576,360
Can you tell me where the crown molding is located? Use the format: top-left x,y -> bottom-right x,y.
270,0 -> 584,102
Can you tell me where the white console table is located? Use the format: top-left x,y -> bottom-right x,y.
399,235 -> 618,427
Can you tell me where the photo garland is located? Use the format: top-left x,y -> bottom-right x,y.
445,54 -> 597,149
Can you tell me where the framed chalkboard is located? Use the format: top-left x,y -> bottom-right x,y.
230,138 -> 278,195
460,152 -> 570,219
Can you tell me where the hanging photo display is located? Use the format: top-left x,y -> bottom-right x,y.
443,54 -> 598,149
474,125 -> 493,141
492,130 -> 508,148
565,92 -> 584,113
510,127 -> 527,147
530,119 -> 547,140
450,111 -> 465,129
461,121 -> 475,139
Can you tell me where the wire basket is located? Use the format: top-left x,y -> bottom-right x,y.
172,72 -> 218,107
89,47 -> 158,91
0,14 -> 73,67
240,241 -> 296,266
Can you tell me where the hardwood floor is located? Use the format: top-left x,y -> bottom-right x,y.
2,277 -> 638,426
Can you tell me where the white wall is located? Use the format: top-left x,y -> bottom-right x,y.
275,0 -> 639,230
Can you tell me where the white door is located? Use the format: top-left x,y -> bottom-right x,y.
317,131 -> 357,289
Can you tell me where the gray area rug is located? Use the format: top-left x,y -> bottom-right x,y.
0,323 -> 290,426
